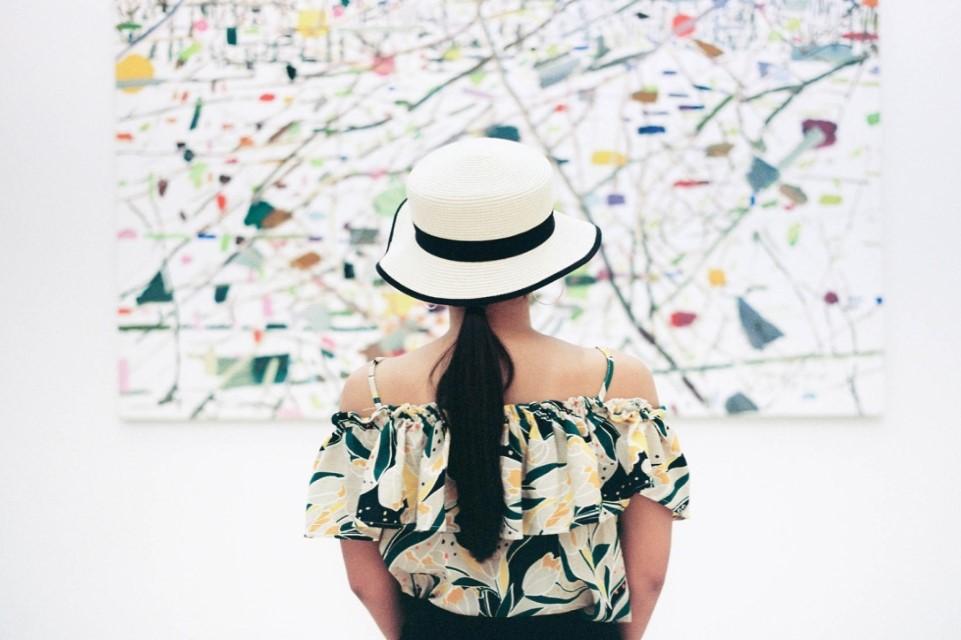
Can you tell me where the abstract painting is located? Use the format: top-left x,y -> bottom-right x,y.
114,0 -> 882,419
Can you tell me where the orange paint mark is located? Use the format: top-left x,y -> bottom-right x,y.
116,132 -> 134,141
216,192 -> 227,213
259,93 -> 276,102
117,307 -> 133,315
253,329 -> 263,344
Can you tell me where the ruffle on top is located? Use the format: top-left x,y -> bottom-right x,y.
304,395 -> 691,541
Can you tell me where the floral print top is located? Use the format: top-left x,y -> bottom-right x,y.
304,346 -> 691,623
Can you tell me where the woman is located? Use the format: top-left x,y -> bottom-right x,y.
304,137 -> 691,639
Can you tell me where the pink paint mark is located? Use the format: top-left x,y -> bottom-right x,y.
117,228 -> 137,239
670,311 -> 698,327
262,295 -> 274,318
118,359 -> 130,393
372,54 -> 395,76
181,254 -> 192,265
842,32 -> 878,41
672,14 -> 696,37
673,179 -> 711,188
320,335 -> 336,350
117,307 -> 133,316
824,291 -> 839,305
332,5 -> 345,17
193,19 -> 208,32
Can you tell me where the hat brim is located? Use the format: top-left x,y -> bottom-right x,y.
375,198 -> 602,306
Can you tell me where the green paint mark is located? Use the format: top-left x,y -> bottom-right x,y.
819,194 -> 843,205
219,234 -> 231,251
136,271 -> 173,304
189,161 -> 207,188
374,182 -> 407,217
116,21 -> 142,31
866,112 -> 880,126
189,98 -> 203,130
787,222 -> 801,246
214,284 -> 230,303
226,27 -> 237,45
761,199 -> 778,208
177,41 -> 202,63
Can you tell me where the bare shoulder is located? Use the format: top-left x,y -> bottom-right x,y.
338,359 -> 377,416
601,347 -> 660,407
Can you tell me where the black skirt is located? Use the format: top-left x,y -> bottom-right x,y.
398,594 -> 621,640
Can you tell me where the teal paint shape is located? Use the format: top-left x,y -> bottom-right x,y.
226,27 -> 237,45
725,392 -> 759,414
189,98 -> 202,130
484,125 -> 520,141
244,201 -> 274,228
214,284 -> 230,303
136,271 -> 173,304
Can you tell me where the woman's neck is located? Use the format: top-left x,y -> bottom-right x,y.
444,295 -> 535,339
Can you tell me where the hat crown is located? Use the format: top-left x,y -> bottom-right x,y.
406,137 -> 555,241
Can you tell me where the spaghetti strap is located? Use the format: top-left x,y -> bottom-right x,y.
594,346 -> 614,401
367,357 -> 385,408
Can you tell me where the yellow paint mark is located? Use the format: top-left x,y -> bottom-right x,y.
116,54 -> 154,94
591,150 -> 627,166
708,268 -> 726,287
297,10 -> 328,38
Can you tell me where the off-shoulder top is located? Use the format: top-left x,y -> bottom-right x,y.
303,346 -> 691,623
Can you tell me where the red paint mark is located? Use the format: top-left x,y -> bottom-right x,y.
221,123 -> 235,130
117,307 -> 133,315
216,192 -> 227,213
672,14 -> 696,37
670,311 -> 698,327
824,291 -> 839,304
117,229 -> 137,239
673,179 -> 711,188
116,132 -> 134,142
158,178 -> 168,197
226,156 -> 239,164
372,53 -> 395,76
554,103 -> 568,112
802,119 -> 838,148
238,136 -> 255,148
253,329 -> 263,344
842,32 -> 878,41
259,93 -> 276,102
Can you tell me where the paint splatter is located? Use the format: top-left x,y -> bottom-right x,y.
737,297 -> 784,350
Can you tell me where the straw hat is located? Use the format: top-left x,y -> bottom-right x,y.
375,137 -> 602,306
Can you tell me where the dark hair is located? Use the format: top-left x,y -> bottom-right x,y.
430,303 -> 515,561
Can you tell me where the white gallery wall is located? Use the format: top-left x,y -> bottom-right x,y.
1,2 -> 959,639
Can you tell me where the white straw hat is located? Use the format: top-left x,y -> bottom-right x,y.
375,137 -> 603,306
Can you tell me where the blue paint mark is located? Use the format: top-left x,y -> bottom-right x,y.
607,193 -> 626,205
662,69 -> 678,75
725,392 -> 758,414
197,232 -> 216,239
693,84 -> 713,91
637,125 -> 666,135
667,92 -> 689,98
679,104 -> 705,111
737,297 -> 784,350
746,157 -> 779,191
